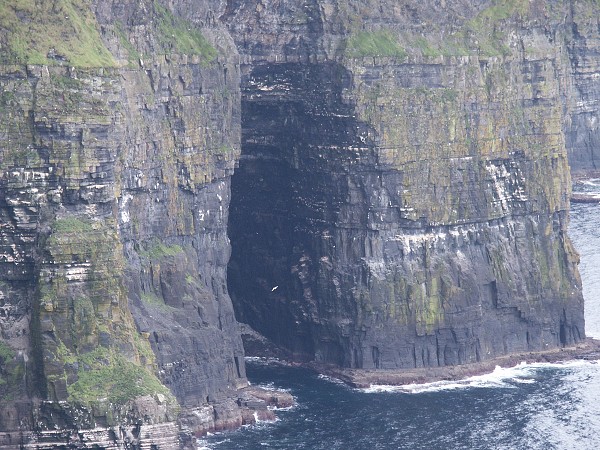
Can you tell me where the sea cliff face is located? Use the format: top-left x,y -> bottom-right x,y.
226,0 -> 587,368
565,1 -> 600,172
0,0 -> 597,448
0,0 -> 252,447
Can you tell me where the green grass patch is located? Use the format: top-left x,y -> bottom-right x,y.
0,0 -> 116,67
141,292 -> 169,309
141,239 -> 184,260
0,342 -> 14,363
476,0 -> 529,23
72,297 -> 96,337
460,0 -> 528,56
0,341 -> 18,399
413,37 -> 442,58
132,331 -> 156,366
154,2 -> 217,64
418,0 -> 527,58
1,145 -> 42,168
51,217 -> 95,234
47,217 -> 121,268
51,75 -> 84,91
116,24 -> 142,67
346,30 -> 407,59
67,347 -> 175,407
55,340 -> 78,365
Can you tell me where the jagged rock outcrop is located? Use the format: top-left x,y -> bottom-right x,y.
226,0 -> 589,368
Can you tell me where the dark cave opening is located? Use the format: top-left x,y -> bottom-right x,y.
226,61 -> 368,362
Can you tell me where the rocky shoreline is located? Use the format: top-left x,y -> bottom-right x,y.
571,193 -> 600,203
306,338 -> 600,389
571,171 -> 600,203
179,385 -> 294,439
243,323 -> 600,389
0,385 -> 293,449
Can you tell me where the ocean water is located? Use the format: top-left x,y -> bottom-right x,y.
202,192 -> 600,450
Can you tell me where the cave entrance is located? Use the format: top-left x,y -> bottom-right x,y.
226,61 -> 363,361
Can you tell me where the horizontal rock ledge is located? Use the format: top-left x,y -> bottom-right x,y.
306,338 -> 600,389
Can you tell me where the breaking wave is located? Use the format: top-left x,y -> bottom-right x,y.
362,359 -> 600,394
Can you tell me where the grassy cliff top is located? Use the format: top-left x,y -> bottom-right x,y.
0,0 -> 217,68
0,0 -> 116,67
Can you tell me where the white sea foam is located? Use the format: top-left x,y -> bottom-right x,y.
244,356 -> 282,364
253,381 -> 292,393
361,360 -> 600,394
244,416 -> 279,430
317,373 -> 351,387
244,356 -> 297,367
268,404 -> 295,411
197,436 -> 231,449
580,179 -> 600,187
511,377 -> 536,384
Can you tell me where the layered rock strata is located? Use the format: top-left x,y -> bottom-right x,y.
0,0 -> 271,447
565,1 -> 600,172
0,0 -> 596,448
227,0 -> 587,369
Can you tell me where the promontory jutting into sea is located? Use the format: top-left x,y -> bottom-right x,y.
0,1 -> 599,448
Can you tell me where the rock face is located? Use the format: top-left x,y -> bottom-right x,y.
0,0 -> 596,448
226,0 -> 588,369
565,2 -> 600,172
0,0 -> 249,447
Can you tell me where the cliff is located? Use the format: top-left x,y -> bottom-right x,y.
0,0 -> 273,447
565,1 -> 600,172
0,0 -> 597,448
226,0 -> 588,368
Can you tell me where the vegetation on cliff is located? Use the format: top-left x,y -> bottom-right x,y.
66,346 -> 176,408
0,0 -> 116,67
154,1 -> 217,63
38,216 -> 180,419
345,30 -> 407,59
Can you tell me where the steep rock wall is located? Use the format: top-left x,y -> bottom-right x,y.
0,0 -> 250,447
0,0 -> 596,447
565,1 -> 600,172
226,0 -> 587,368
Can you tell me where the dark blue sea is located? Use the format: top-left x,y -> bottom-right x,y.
202,183 -> 600,450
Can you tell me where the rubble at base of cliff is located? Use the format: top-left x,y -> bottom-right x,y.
0,386 -> 294,449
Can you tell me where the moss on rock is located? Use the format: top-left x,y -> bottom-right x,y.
67,346 -> 176,408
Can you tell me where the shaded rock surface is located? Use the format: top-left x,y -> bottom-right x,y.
565,2 -> 600,172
